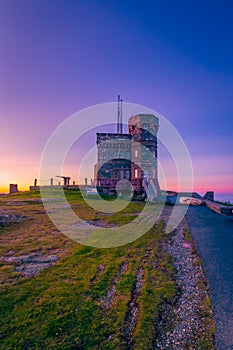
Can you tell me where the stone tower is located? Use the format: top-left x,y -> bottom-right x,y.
94,133 -> 131,189
128,114 -> 160,200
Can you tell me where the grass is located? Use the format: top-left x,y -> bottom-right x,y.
0,189 -> 215,349
196,275 -> 215,349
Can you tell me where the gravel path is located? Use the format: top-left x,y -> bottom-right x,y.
155,211 -> 212,349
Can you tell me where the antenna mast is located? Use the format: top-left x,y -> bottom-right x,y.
117,94 -> 123,134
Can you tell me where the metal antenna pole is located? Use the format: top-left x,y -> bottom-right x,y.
117,94 -> 123,134
120,98 -> 123,134
117,94 -> 120,133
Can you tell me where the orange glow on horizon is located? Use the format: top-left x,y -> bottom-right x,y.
1,183 -> 232,195
0,185 -> 30,194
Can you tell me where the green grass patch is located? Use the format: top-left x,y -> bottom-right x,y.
0,190 -> 215,349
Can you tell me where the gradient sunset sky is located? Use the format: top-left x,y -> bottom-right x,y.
0,0 -> 232,193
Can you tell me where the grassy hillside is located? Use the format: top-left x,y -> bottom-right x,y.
0,190 -> 214,349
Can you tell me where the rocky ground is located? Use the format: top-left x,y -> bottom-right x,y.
0,253 -> 60,277
0,211 -> 28,227
0,208 -> 62,278
154,208 -> 215,349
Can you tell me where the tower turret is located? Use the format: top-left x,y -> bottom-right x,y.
128,114 -> 160,199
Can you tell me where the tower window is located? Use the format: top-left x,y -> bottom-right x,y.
125,151 -> 130,159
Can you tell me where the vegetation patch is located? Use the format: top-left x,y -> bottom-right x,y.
0,190 -> 215,349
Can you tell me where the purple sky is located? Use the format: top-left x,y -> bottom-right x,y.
0,0 -> 232,193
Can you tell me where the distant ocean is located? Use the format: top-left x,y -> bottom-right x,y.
214,193 -> 233,204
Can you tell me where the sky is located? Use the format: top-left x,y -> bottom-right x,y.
0,0 -> 232,194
